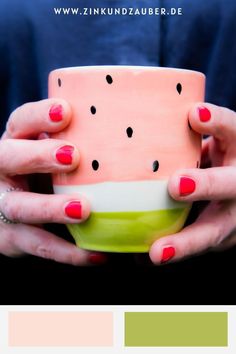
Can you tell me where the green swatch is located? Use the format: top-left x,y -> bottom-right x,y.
125,312 -> 228,347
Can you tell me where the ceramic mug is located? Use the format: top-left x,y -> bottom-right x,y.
49,66 -> 205,252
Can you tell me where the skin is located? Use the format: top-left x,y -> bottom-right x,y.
1,99 -> 236,265
0,98 -> 97,266
150,103 -> 236,264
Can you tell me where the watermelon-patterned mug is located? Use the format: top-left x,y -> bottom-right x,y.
49,66 -> 205,252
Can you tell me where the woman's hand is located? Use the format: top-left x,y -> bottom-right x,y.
150,103 -> 236,264
0,99 -> 105,266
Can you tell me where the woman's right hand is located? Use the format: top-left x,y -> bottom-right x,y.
0,99 -> 105,266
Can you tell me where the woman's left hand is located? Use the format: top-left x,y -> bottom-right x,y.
150,103 -> 236,264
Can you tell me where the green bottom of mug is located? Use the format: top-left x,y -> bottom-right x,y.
67,207 -> 190,253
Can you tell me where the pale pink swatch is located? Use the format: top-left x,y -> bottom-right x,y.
9,312 -> 113,347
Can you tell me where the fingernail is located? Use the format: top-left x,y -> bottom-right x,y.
161,246 -> 175,263
65,201 -> 82,219
89,253 -> 107,265
56,145 -> 74,165
179,176 -> 196,196
49,104 -> 63,122
198,106 -> 211,122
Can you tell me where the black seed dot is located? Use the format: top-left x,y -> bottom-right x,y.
152,160 -> 159,172
176,83 -> 182,94
106,75 -> 113,84
58,78 -> 62,87
126,127 -> 133,138
90,106 -> 96,115
196,161 -> 200,168
188,120 -> 192,130
92,160 -> 99,171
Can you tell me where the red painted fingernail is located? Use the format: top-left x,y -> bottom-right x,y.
198,107 -> 211,122
56,145 -> 74,165
65,201 -> 82,219
179,177 -> 196,196
161,246 -> 175,263
49,104 -> 63,122
89,253 -> 107,265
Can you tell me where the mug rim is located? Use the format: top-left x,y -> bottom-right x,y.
50,65 -> 205,79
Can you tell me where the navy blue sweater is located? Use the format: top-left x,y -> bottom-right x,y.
0,0 -> 236,135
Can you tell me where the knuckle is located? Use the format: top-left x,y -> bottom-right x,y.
23,144 -> 50,171
7,103 -> 28,136
216,106 -> 235,136
69,252 -> 83,266
39,199 -> 56,221
203,170 -> 217,199
220,106 -> 234,121
0,229 -> 18,256
36,247 -> 53,260
183,235 -> 198,257
3,196 -> 20,222
6,118 -> 15,136
7,110 -> 18,135
28,150 -> 45,168
35,240 -> 54,260
210,222 -> 225,247
213,204 -> 234,246
0,139 -> 11,157
216,106 -> 226,129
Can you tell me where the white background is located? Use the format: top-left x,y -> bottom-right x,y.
0,305 -> 235,354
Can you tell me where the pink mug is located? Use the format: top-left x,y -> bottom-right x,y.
49,66 -> 205,252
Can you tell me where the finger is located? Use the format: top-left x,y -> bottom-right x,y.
1,131 -> 11,140
214,231 -> 236,251
6,99 -> 72,139
0,139 -> 79,175
38,132 -> 50,140
200,137 -> 212,168
189,102 -> 236,144
202,137 -> 210,153
2,224 -> 103,266
0,191 -> 90,224
168,166 -> 236,201
149,201 -> 233,265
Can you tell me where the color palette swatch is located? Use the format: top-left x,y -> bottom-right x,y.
4,308 -> 232,352
9,312 -> 113,347
125,312 -> 228,347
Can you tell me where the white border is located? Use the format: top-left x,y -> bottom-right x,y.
0,305 -> 235,354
